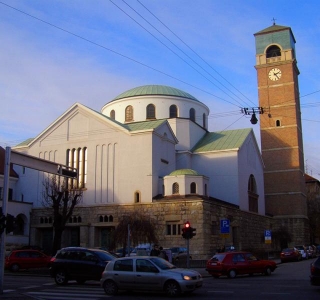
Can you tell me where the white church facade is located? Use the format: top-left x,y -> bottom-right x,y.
5,85 -> 273,257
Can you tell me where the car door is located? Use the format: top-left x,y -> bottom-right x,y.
135,259 -> 162,291
231,253 -> 247,274
112,259 -> 135,289
245,253 -> 263,273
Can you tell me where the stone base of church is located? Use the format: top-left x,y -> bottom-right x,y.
23,197 -> 309,258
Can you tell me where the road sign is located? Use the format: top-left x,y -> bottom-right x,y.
265,230 -> 272,244
220,219 -> 230,236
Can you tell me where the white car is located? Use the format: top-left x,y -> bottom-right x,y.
100,256 -> 203,297
294,246 -> 307,259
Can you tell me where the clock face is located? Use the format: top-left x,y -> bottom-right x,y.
268,68 -> 282,81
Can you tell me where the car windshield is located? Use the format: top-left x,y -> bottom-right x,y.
150,257 -> 176,270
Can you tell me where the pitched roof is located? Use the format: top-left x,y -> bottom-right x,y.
192,128 -> 253,153
124,119 -> 167,131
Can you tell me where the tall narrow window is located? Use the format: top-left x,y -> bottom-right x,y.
169,105 -> 178,118
276,120 -> 281,127
189,108 -> 196,122
66,147 -> 87,189
172,182 -> 179,194
203,113 -> 206,128
248,174 -> 258,213
125,105 -> 133,122
190,182 -> 196,194
110,110 -> 115,120
134,191 -> 140,203
146,104 -> 156,119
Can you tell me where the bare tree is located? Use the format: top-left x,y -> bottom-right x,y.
42,175 -> 83,255
113,212 -> 158,255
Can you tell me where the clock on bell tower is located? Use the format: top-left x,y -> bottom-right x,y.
254,24 -> 308,244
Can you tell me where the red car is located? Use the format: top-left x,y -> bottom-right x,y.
280,248 -> 302,263
206,251 -> 277,278
5,249 -> 51,272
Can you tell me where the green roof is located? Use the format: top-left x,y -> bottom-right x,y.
15,138 -> 34,147
112,85 -> 199,102
254,24 -> 291,36
192,128 -> 252,153
124,119 -> 167,131
169,169 -> 199,176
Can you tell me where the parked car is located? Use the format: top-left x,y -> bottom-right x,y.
306,245 -> 316,259
168,247 -> 192,263
5,249 -> 51,272
115,247 -> 134,257
205,251 -> 277,278
280,248 -> 302,263
100,256 -> 202,297
50,247 -> 116,285
310,256 -> 320,286
294,245 -> 307,259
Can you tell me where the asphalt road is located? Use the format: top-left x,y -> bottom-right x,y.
2,258 -> 320,300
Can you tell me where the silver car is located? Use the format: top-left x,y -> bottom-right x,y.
100,256 -> 202,297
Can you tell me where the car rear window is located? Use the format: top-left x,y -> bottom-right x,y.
210,254 -> 226,262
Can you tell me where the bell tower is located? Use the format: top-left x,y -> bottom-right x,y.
254,23 -> 309,244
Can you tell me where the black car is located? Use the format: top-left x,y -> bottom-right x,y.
50,247 -> 116,285
310,256 -> 320,286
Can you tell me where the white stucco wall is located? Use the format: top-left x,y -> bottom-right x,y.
101,95 -> 209,129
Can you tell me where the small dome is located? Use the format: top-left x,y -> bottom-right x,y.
169,169 -> 199,176
112,85 -> 199,102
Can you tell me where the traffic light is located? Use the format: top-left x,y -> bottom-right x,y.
189,227 -> 196,239
6,213 -> 16,234
182,221 -> 190,239
182,221 -> 197,239
0,208 -> 6,235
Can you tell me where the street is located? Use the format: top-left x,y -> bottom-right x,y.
2,258 -> 320,299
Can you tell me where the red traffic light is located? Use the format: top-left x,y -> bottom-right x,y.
185,221 -> 190,228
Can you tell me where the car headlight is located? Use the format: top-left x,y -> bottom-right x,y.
182,274 -> 192,281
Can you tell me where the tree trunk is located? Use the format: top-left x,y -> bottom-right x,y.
52,228 -> 63,256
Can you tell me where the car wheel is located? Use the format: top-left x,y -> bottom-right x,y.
264,267 -> 272,276
164,280 -> 181,297
10,264 -> 20,272
103,280 -> 118,295
228,269 -> 237,279
54,270 -> 68,285
76,279 -> 86,284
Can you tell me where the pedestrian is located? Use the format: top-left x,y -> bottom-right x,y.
150,244 -> 160,256
159,246 -> 168,260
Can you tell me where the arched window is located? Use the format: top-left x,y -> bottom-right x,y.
172,182 -> 179,194
99,216 -> 103,222
110,110 -> 115,120
104,215 -> 108,222
109,215 -> 113,222
248,174 -> 258,213
189,108 -> 196,122
266,45 -> 281,58
146,104 -> 156,119
276,120 -> 281,127
125,105 -> 133,122
190,182 -> 196,194
134,191 -> 140,203
169,105 -> 178,118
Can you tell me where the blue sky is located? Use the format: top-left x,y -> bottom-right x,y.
1,0 -> 320,179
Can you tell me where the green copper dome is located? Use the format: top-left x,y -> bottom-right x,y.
169,169 -> 199,176
112,85 -> 199,102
